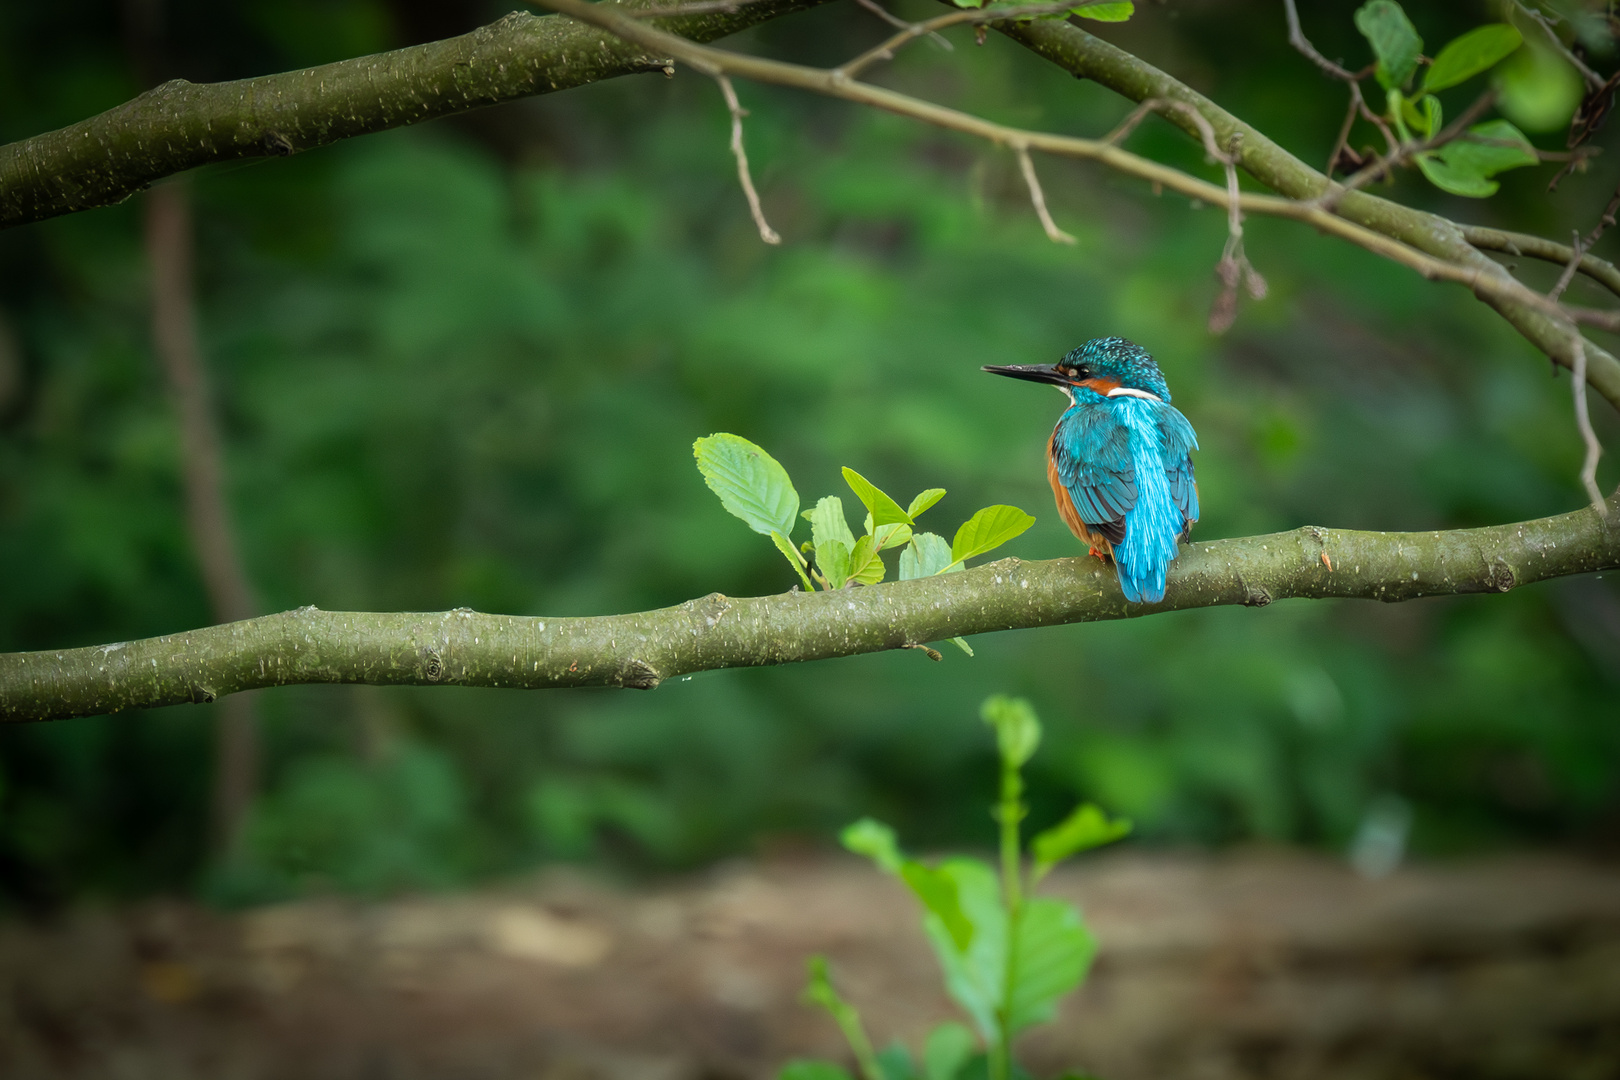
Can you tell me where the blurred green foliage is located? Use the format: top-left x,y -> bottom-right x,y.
0,0 -> 1617,907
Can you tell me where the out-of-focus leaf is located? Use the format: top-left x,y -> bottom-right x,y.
901,860 -> 974,951
907,488 -> 946,518
848,534 -> 885,586
919,858 -> 1005,1042
950,505 -> 1036,565
873,521 -> 913,551
782,1062 -> 854,1080
817,538 -> 852,590
1354,0 -> 1423,89
950,637 -> 974,656
842,817 -> 903,872
876,1045 -> 917,1080
1401,93 -> 1441,137
923,1023 -> 977,1080
980,694 -> 1041,768
1072,1 -> 1132,20
1004,898 -> 1096,1034
1031,803 -> 1132,876
1496,41 -> 1585,132
695,433 -> 799,537
1423,24 -> 1522,93
843,467 -> 913,527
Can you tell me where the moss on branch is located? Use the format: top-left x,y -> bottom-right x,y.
0,0 -> 828,229
5,499 -> 1615,723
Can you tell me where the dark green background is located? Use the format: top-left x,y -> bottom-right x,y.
0,0 -> 1616,906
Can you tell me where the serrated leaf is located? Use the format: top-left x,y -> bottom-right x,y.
900,532 -> 954,580
1004,897 -> 1096,1034
922,1024 -> 976,1080
980,694 -> 1041,769
817,539 -> 852,590
842,817 -> 903,872
781,1063 -> 854,1080
1423,23 -> 1522,93
951,505 -> 1036,565
907,488 -> 946,519
1354,0 -> 1423,90
843,467 -> 913,527
1072,1 -> 1132,20
695,433 -> 799,537
848,534 -> 885,586
771,530 -> 815,591
1031,803 -> 1132,875
919,858 -> 1005,1042
810,496 -> 856,554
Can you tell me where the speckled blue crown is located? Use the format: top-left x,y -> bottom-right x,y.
1068,337 -> 1171,402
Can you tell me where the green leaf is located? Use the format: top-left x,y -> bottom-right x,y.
1496,41 -> 1584,133
771,530 -> 816,591
922,1024 -> 977,1080
950,0 -> 985,7
900,532 -> 955,580
907,488 -> 946,519
1416,119 -> 1538,197
1354,0 -> 1423,90
694,433 -> 799,537
873,521 -> 913,551
817,539 -> 853,590
1004,897 -> 1096,1035
919,858 -> 1005,1042
980,694 -> 1041,769
900,860 -> 975,951
1071,1 -> 1132,20
1423,23 -> 1522,93
1401,93 -> 1441,137
950,637 -> 974,657
810,495 -> 856,554
843,467 -> 913,527
1030,803 -> 1132,876
876,1045 -> 917,1080
950,505 -> 1036,565
847,534 -> 885,586
782,1063 -> 855,1080
841,817 -> 903,872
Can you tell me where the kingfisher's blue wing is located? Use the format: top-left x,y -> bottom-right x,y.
1051,405 -> 1136,545
1158,404 -> 1200,538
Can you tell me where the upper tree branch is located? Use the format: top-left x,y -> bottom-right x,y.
995,21 -> 1620,413
4,497 -> 1616,723
0,0 -> 828,229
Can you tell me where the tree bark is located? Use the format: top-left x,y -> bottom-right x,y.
0,0 -> 829,230
3,496 -> 1615,723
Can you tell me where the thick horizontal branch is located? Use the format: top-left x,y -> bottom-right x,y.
1463,225 -> 1620,303
0,0 -> 826,229
5,496 -> 1615,723
997,20 -> 1620,412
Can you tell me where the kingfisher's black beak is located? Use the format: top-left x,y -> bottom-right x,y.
982,363 -> 1071,386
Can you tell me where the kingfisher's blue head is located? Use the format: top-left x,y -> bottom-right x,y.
982,336 -> 1171,404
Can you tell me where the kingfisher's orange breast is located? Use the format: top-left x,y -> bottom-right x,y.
1046,431 -> 1115,561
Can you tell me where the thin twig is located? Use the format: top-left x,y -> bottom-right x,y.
626,0 -> 771,16
1551,230 -> 1587,301
717,74 -> 781,244
1464,225 -> 1620,301
1284,0 -> 1359,82
1014,143 -> 1075,244
1511,0 -> 1606,91
852,0 -> 953,52
1325,82 -> 1364,174
836,0 -> 1088,80
1323,89 -> 1499,209
1569,335 -> 1609,514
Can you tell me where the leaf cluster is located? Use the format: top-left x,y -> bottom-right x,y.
694,433 -> 1034,652
782,697 -> 1131,1080
1352,1 -> 1543,197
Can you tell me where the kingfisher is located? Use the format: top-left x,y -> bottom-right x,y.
985,337 -> 1198,604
